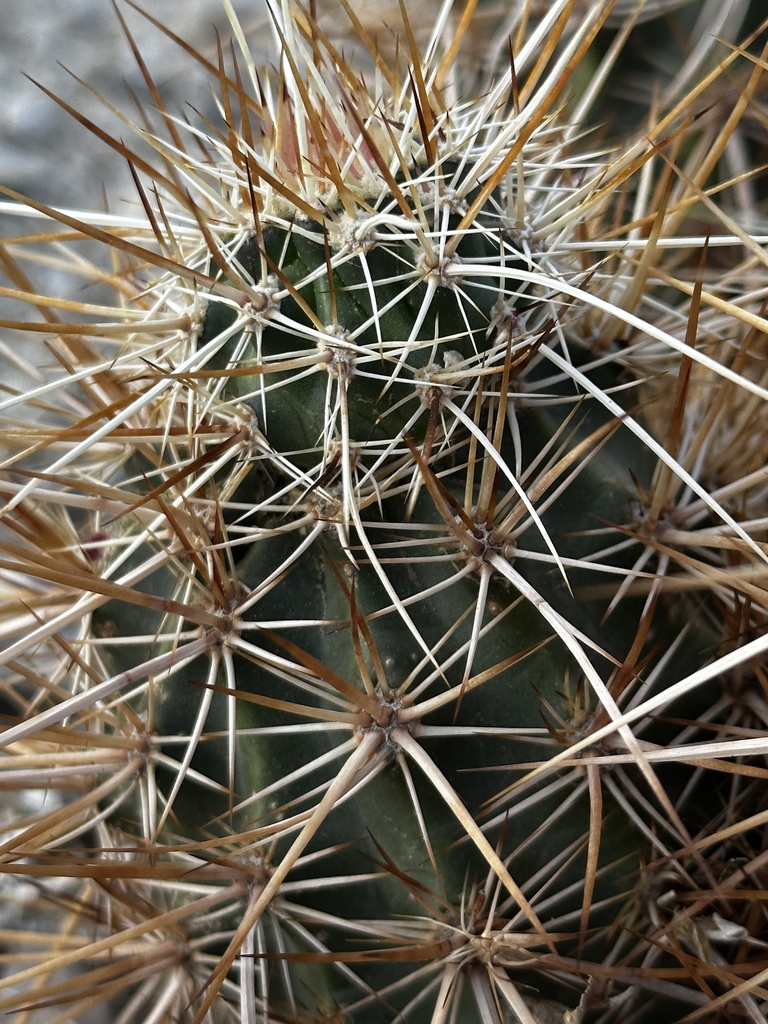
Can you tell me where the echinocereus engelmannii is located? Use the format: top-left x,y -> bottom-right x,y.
0,2 -> 766,1021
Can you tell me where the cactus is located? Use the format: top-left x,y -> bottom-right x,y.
0,1 -> 767,1021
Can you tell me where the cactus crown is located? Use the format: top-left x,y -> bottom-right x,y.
0,1 -> 767,1022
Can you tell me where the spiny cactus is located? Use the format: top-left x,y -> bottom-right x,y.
0,1 -> 767,1022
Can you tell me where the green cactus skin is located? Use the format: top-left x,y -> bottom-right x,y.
87,123 -> 731,1024
1,2 -> 767,1023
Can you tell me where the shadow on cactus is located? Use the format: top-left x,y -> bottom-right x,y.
0,1 -> 767,1021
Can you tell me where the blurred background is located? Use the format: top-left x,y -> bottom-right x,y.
0,1 -> 269,211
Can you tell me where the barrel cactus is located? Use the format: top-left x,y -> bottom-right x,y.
0,1 -> 766,1021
